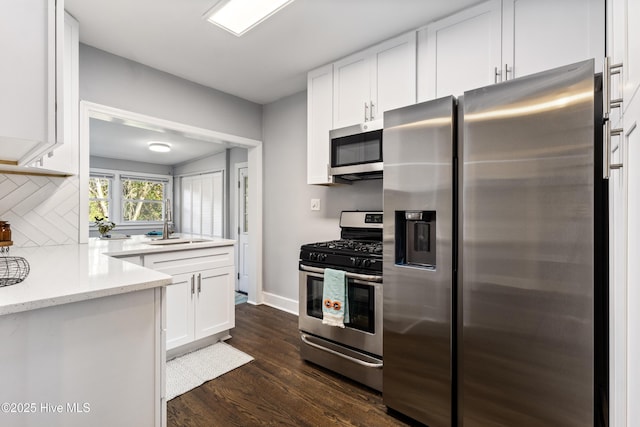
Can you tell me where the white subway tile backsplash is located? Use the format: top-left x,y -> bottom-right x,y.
0,174 -> 79,247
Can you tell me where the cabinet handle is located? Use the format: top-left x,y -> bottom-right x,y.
610,127 -> 624,171
494,67 -> 502,84
190,275 -> 195,296
603,57 -> 625,179
197,273 -> 202,294
364,102 -> 369,122
370,101 -> 375,120
504,64 -> 511,81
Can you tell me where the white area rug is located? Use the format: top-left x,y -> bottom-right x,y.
166,342 -> 253,400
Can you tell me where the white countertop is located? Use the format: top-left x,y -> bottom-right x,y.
96,234 -> 235,257
0,235 -> 235,316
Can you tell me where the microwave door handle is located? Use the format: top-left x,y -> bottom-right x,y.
299,264 -> 382,282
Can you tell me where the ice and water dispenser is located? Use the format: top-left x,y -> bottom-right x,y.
395,210 -> 436,269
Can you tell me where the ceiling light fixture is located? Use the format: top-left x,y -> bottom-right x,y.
148,142 -> 171,153
204,0 -> 295,37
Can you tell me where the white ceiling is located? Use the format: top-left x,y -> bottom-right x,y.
89,118 -> 229,166
70,0 -> 482,165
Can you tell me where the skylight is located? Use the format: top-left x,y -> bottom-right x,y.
204,0 -> 295,37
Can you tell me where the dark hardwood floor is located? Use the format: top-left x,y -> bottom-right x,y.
167,303 -> 422,426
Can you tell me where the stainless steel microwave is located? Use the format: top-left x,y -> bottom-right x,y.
329,120 -> 383,181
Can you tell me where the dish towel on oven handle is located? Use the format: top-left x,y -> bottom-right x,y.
322,268 -> 349,328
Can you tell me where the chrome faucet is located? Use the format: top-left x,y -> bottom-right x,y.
162,198 -> 172,239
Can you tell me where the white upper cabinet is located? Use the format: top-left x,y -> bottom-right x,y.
38,11 -> 79,175
0,0 -> 66,166
419,0 -> 604,101
333,50 -> 372,128
307,64 -> 334,185
375,33 -> 418,122
502,0 -> 604,80
421,0 -> 502,100
333,32 -> 416,129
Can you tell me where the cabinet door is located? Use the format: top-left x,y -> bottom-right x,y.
40,11 -> 79,174
502,0 -> 604,80
372,32 -> 416,121
626,98 -> 640,427
166,273 -> 195,350
0,0 -> 53,162
195,266 -> 235,340
333,50 -> 373,129
307,64 -> 334,185
623,0 -> 640,106
423,0 -> 502,100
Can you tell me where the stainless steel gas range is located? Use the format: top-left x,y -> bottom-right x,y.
298,211 -> 383,391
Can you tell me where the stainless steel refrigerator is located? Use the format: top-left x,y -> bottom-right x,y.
382,59 -> 608,426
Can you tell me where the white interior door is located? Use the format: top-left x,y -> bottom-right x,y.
237,166 -> 249,294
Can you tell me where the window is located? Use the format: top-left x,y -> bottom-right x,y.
121,176 -> 166,222
89,169 -> 172,227
89,173 -> 113,221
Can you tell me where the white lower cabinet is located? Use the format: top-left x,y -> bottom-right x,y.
195,266 -> 234,340
165,266 -> 234,349
143,246 -> 235,352
165,272 -> 195,349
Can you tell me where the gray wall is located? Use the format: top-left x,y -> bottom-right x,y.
81,46 -> 261,243
81,44 -> 384,307
80,45 -> 263,141
262,91 -> 383,302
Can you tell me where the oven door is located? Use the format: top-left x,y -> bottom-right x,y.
298,264 -> 382,357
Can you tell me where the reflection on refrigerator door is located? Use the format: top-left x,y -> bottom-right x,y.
383,96 -> 456,427
382,59 -> 607,427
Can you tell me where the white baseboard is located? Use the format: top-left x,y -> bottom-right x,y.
259,291 -> 299,316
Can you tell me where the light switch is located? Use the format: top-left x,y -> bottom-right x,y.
310,199 -> 321,211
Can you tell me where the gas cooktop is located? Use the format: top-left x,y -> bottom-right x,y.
299,211 -> 383,275
303,239 -> 382,255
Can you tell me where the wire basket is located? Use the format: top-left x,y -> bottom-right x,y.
0,256 -> 30,287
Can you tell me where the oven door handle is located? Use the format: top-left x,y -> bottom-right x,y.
299,264 -> 382,283
300,334 -> 383,369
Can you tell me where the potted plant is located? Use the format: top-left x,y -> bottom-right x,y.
93,216 -> 116,237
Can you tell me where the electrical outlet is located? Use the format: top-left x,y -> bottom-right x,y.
310,199 -> 321,211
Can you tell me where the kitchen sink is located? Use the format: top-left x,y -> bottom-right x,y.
146,238 -> 209,245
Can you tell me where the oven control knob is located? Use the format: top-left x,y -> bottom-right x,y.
318,253 -> 327,262
362,259 -> 371,268
309,252 -> 317,261
351,257 -> 362,267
